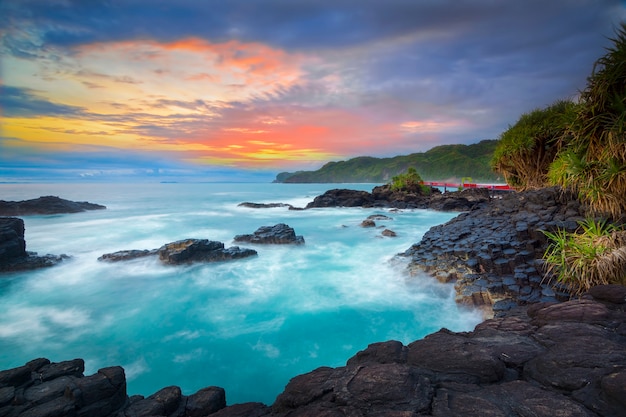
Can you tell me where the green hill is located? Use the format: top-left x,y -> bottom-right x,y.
275,140 -> 502,183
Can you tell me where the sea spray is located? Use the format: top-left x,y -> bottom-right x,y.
0,182 -> 482,404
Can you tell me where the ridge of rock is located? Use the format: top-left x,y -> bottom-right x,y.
0,196 -> 106,216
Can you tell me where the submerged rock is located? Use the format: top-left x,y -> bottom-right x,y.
0,196 -> 106,216
0,217 -> 68,272
238,202 -> 295,209
234,224 -> 305,245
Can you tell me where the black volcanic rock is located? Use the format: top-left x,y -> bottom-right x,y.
98,249 -> 158,262
305,189 -> 374,208
403,186 -> 586,312
1,288 -> 624,416
238,202 -> 294,209
305,185 -> 491,210
0,217 -> 25,261
234,224 -> 305,245
0,196 -> 106,216
99,239 -> 257,265
0,217 -> 68,272
158,239 -> 257,264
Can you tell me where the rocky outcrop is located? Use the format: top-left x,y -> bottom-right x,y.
238,202 -> 298,210
305,185 -> 494,210
234,224 -> 305,245
99,239 -> 257,264
402,187 -> 587,313
2,287 -> 624,416
0,217 -> 25,261
0,217 -> 68,272
98,249 -> 158,262
158,239 -> 257,264
305,189 -> 375,208
0,196 -> 106,216
0,357 -> 226,417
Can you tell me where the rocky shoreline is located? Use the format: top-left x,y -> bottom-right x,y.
1,186 -> 625,416
1,286 -> 624,417
402,186 -> 587,317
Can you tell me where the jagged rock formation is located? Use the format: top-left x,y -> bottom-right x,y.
0,196 -> 106,216
99,239 -> 257,264
0,357 -> 226,417
305,186 -> 493,211
158,239 -> 257,264
402,187 -> 587,313
0,217 -> 67,272
2,287 -> 624,416
234,224 -> 305,245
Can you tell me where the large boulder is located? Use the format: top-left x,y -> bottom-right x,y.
0,217 -> 26,261
158,239 -> 258,264
0,217 -> 67,272
305,189 -> 374,208
99,240 -> 257,265
234,224 -> 305,245
0,196 -> 106,216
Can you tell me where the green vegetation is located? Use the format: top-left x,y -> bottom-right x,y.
491,100 -> 576,190
389,167 -> 431,194
275,140 -> 500,183
548,24 -> 626,219
542,218 -> 626,296
493,23 -> 626,218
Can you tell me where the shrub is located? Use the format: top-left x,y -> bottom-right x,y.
389,167 -> 431,194
542,218 -> 626,296
491,100 -> 576,190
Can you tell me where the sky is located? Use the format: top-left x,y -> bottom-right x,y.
1,0 -> 625,182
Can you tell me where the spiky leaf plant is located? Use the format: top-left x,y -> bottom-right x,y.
542,218 -> 626,296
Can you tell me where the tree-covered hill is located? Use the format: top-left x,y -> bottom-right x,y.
275,139 -> 502,183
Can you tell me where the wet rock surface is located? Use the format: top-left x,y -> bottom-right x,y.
0,196 -> 106,216
304,185 -> 494,211
2,289 -> 624,416
99,239 -> 257,264
0,217 -> 68,272
238,202 -> 296,209
402,186 -> 587,313
234,223 -> 305,245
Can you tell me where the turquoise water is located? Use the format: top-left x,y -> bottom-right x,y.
0,183 -> 481,405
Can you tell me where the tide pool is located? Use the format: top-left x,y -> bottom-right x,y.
0,182 -> 481,405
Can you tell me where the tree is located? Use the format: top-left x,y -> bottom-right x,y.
491,100 -> 575,190
548,23 -> 626,219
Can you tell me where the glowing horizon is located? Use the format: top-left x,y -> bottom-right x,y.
1,0 -> 622,181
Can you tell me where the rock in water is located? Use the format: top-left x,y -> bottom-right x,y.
157,239 -> 257,264
0,217 -> 26,260
0,196 -> 106,216
98,249 -> 158,262
0,217 -> 68,272
234,224 -> 305,245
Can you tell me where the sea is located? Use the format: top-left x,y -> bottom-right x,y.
0,182 -> 482,405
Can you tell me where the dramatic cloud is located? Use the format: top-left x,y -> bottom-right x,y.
0,0 -> 623,180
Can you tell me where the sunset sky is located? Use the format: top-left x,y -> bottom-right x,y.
1,0 -> 624,182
